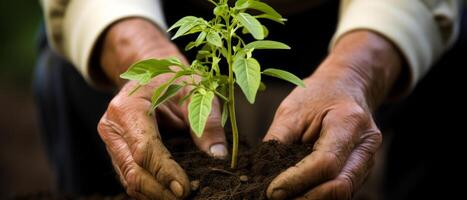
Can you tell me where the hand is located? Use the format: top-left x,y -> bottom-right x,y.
264,31 -> 402,199
96,18 -> 227,199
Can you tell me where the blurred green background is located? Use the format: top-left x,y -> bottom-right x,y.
0,0 -> 54,198
0,0 -> 41,87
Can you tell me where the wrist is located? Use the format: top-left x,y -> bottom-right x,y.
315,31 -> 402,110
99,18 -> 180,88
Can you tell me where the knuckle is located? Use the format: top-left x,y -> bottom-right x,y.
125,189 -> 138,199
333,178 -> 353,200
361,129 -> 383,151
124,167 -> 141,193
276,100 -> 296,116
319,151 -> 341,179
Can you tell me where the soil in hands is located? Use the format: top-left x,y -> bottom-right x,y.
171,140 -> 312,200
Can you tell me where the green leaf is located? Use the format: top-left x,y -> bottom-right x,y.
241,27 -> 249,35
258,81 -> 267,92
207,31 -> 223,47
165,57 -> 185,67
256,14 -> 286,25
214,4 -> 228,16
172,19 -> 201,40
235,0 -> 248,7
168,16 -> 198,32
263,25 -> 269,38
120,58 -> 178,85
151,70 -> 194,110
195,31 -> 207,46
244,40 -> 291,51
237,13 -> 264,40
233,58 -> 261,103
188,90 -> 215,137
152,84 -> 183,109
185,42 -> 197,51
236,0 -> 282,19
263,68 -> 305,87
221,102 -> 228,127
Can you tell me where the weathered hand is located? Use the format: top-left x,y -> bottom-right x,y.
264,31 -> 402,200
96,18 -> 227,199
98,77 -> 226,199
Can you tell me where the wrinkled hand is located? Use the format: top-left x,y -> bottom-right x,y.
98,78 -> 226,199
96,18 -> 227,199
264,31 -> 402,200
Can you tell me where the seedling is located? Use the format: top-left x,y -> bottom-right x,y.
121,0 -> 304,169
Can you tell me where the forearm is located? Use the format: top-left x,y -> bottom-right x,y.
312,30 -> 402,111
99,18 -> 181,88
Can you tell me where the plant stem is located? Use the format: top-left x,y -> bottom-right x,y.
225,14 -> 239,169
228,75 -> 239,169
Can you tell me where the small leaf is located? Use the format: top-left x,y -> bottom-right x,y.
168,16 -> 198,32
235,0 -> 248,8
214,4 -> 228,16
212,57 -> 221,73
263,68 -> 305,87
152,84 -> 183,109
237,12 -> 264,40
120,58 -> 177,85
236,0 -> 282,19
244,40 -> 291,50
263,25 -> 269,38
233,58 -> 261,104
258,81 -> 267,92
256,14 -> 287,25
221,102 -> 229,127
189,90 -> 215,137
151,70 -> 194,110
185,25 -> 205,35
165,57 -> 185,67
172,20 -> 200,40
185,42 -> 197,51
241,27 -> 249,35
207,31 -> 223,47
195,31 -> 207,46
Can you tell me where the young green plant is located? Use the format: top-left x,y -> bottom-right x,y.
120,0 -> 305,169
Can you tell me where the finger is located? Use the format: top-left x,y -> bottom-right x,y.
299,133 -> 380,200
184,97 -> 228,158
263,101 -> 305,144
267,106 -> 369,200
128,110 -> 190,199
100,95 -> 190,198
98,120 -> 179,200
125,163 -> 178,200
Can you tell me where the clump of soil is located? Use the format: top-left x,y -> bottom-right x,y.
172,141 -> 312,200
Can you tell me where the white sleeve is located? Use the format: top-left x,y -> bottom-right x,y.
40,0 -> 167,84
332,0 -> 462,92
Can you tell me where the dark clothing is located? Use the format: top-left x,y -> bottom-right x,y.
383,10 -> 467,200
34,38 -> 118,194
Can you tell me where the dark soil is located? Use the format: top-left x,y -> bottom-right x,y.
14,140 -> 312,200
172,141 -> 312,200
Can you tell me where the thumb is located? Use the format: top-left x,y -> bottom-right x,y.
185,97 -> 228,158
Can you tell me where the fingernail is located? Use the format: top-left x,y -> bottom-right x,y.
270,189 -> 287,200
170,181 -> 184,198
210,143 -> 227,158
